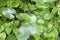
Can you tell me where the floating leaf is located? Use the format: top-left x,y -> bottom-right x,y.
36,25 -> 44,33
0,26 -> 4,33
0,32 -> 6,39
22,22 -> 30,27
37,19 -> 44,24
44,14 -> 52,20
30,15 -> 37,23
17,27 -> 30,40
2,8 -> 16,19
5,27 -> 11,34
51,7 -> 57,14
57,7 -> 60,16
33,34 -> 42,40
13,28 -> 19,34
6,35 -> 17,40
43,28 -> 58,38
0,0 -> 6,7
16,13 -> 30,22
7,0 -> 20,7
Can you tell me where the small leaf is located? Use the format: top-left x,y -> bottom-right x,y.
51,7 -> 57,14
33,34 -> 42,40
11,20 -> 19,28
43,28 -> 58,38
44,14 -> 52,20
0,26 -> 4,33
17,27 -> 30,40
5,27 -> 11,34
57,7 -> 60,16
7,0 -> 20,7
36,25 -> 44,33
37,19 -> 44,24
28,4 -> 37,10
48,37 -> 56,40
30,15 -> 37,23
13,28 -> 19,34
2,8 -> 16,14
0,0 -> 6,7
6,35 -> 17,40
20,4 -> 28,11
16,13 -> 30,22
2,8 -> 16,19
0,32 -> 6,39
22,22 -> 30,27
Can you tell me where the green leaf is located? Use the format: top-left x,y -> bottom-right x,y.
6,35 -> 17,40
7,0 -> 20,7
16,13 -> 30,22
2,8 -> 16,19
34,10 -> 41,16
41,3 -> 50,8
44,14 -> 52,20
0,0 -> 6,7
0,37 -> 5,40
33,34 -> 42,40
36,3 -> 42,8
28,4 -> 37,10
43,28 -> 58,38
0,26 -> 4,33
35,0 -> 44,4
51,7 -> 57,14
22,22 -> 30,27
4,22 -> 12,34
57,7 -> 60,16
35,0 -> 49,8
13,28 -> 19,34
20,4 -> 28,11
17,27 -> 30,40
11,20 -> 19,28
36,25 -> 44,33
16,33 -> 30,40
37,19 -> 44,24
5,27 -> 11,34
48,37 -> 56,40
47,21 -> 54,28
2,8 -> 16,14
46,0 -> 56,2
41,9 -> 50,16
0,32 -> 6,39
50,28 -> 58,38
30,15 -> 37,23
27,26 -> 39,34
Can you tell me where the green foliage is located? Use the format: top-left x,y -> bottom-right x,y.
0,0 -> 6,7
0,32 -> 6,40
7,0 -> 20,7
0,0 -> 60,40
6,35 -> 17,40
